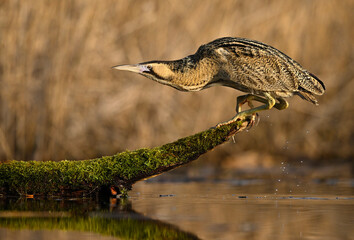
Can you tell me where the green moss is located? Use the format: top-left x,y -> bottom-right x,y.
0,117 -> 249,197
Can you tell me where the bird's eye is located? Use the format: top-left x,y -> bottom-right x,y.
140,65 -> 152,73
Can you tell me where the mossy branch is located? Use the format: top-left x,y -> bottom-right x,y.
0,117 -> 252,198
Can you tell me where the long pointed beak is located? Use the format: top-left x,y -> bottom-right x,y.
112,64 -> 149,73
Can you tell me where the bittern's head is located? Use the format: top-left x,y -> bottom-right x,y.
113,61 -> 182,88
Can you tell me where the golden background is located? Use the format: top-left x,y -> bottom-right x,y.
0,1 -> 352,171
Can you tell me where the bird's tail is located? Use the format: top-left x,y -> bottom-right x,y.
296,91 -> 319,105
297,72 -> 325,105
297,72 -> 326,105
299,72 -> 325,96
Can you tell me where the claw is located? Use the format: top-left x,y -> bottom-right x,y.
215,114 -> 246,128
246,113 -> 259,129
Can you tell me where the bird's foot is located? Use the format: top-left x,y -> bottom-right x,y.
246,113 -> 259,129
214,113 -> 259,129
214,113 -> 246,128
215,120 -> 237,128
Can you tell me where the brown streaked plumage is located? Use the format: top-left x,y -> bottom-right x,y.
113,37 -> 325,126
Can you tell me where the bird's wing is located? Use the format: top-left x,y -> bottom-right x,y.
219,43 -> 303,93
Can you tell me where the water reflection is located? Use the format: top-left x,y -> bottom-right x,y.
0,198 -> 199,240
0,179 -> 353,240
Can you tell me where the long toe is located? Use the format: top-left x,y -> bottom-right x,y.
215,113 -> 248,128
246,113 -> 259,129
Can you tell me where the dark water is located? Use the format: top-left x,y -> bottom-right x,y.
0,179 -> 353,240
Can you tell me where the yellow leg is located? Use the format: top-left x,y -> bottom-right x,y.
274,97 -> 289,110
236,94 -> 269,113
216,93 -> 276,127
236,95 -> 289,112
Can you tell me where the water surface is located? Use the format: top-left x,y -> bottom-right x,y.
0,179 -> 353,240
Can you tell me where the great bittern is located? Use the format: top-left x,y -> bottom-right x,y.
113,37 -> 325,127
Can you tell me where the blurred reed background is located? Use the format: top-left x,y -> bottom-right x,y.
0,0 -> 353,173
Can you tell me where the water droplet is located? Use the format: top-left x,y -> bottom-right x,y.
306,130 -> 310,134
278,179 -> 281,182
